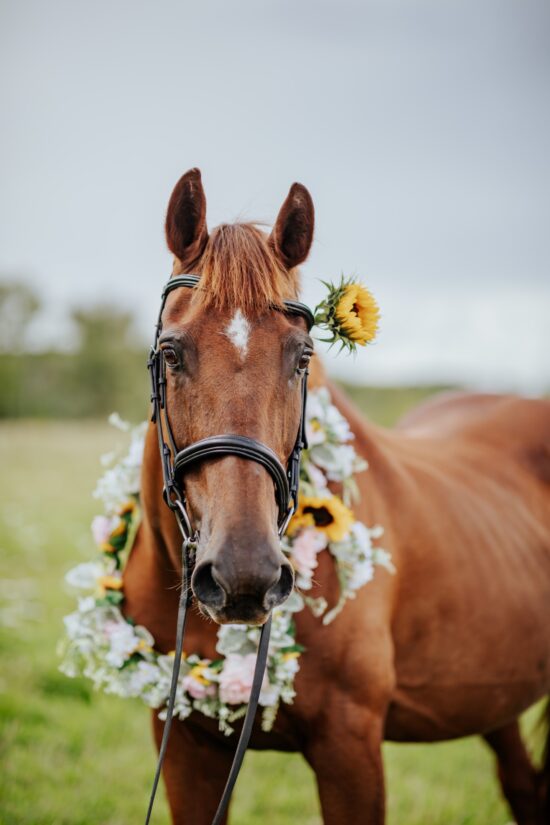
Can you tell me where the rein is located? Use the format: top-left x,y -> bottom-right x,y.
144,275 -> 313,824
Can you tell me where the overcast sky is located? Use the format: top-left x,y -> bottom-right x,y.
1,0 -> 549,391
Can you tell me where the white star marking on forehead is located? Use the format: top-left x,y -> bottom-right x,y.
224,310 -> 251,359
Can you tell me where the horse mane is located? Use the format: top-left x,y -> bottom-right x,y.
194,223 -> 300,315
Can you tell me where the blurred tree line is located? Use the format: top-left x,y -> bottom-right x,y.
0,281 -> 148,419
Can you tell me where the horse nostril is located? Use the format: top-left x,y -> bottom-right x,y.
191,562 -> 226,610
265,562 -> 294,610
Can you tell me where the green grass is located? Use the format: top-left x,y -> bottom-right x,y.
0,404 -> 544,824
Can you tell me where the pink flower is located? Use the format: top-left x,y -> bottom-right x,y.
91,515 -> 118,545
307,463 -> 329,492
219,653 -> 269,705
182,662 -> 217,700
290,527 -> 327,581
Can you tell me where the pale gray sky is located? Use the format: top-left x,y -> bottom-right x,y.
1,0 -> 549,390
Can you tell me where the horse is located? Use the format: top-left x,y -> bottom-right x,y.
123,168 -> 550,824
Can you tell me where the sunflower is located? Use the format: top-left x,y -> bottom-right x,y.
110,520 -> 128,538
118,500 -> 136,517
313,277 -> 380,352
101,523 -> 128,554
288,494 -> 354,543
98,575 -> 123,592
334,283 -> 380,345
188,662 -> 214,686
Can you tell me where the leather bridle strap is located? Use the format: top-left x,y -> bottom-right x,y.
174,435 -> 291,525
144,540 -> 192,825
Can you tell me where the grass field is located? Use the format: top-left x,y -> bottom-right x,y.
0,394 -> 544,824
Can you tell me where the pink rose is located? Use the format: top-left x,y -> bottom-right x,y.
91,515 -> 118,545
290,527 -> 327,581
218,653 -> 269,705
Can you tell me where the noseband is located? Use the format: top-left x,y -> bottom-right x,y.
144,275 -> 313,824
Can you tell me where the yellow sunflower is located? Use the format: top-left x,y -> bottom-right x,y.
188,662 -> 213,686
287,494 -> 354,543
334,283 -> 380,345
98,575 -> 123,592
118,500 -> 136,517
110,520 -> 128,539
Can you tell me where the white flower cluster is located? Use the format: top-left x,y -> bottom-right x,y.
93,417 -> 147,514
321,522 -> 395,625
304,387 -> 367,496
60,392 -> 392,733
284,387 -> 393,622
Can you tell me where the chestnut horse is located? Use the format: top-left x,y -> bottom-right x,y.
123,168 -> 550,824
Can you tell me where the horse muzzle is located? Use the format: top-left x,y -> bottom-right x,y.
191,551 -> 294,625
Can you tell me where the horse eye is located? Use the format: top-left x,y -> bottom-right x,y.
162,347 -> 179,368
297,349 -> 312,372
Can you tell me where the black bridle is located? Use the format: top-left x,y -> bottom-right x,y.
144,275 -> 314,824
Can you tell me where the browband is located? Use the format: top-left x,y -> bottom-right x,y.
162,274 -> 315,330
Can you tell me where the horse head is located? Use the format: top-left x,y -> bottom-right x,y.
156,168 -> 315,626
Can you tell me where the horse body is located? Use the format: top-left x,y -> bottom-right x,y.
122,169 -> 550,823
124,377 -> 550,821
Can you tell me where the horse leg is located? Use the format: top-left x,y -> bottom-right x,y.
151,713 -> 233,825
483,721 -> 543,825
303,699 -> 386,824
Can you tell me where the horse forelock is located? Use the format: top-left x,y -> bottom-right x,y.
192,222 -> 300,315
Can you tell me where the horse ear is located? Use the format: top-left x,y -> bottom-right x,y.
269,183 -> 314,269
165,168 -> 208,269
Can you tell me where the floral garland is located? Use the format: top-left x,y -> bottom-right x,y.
59,283 -> 390,734
59,390 -> 392,734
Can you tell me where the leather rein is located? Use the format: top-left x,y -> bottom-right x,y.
144,275 -> 314,824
